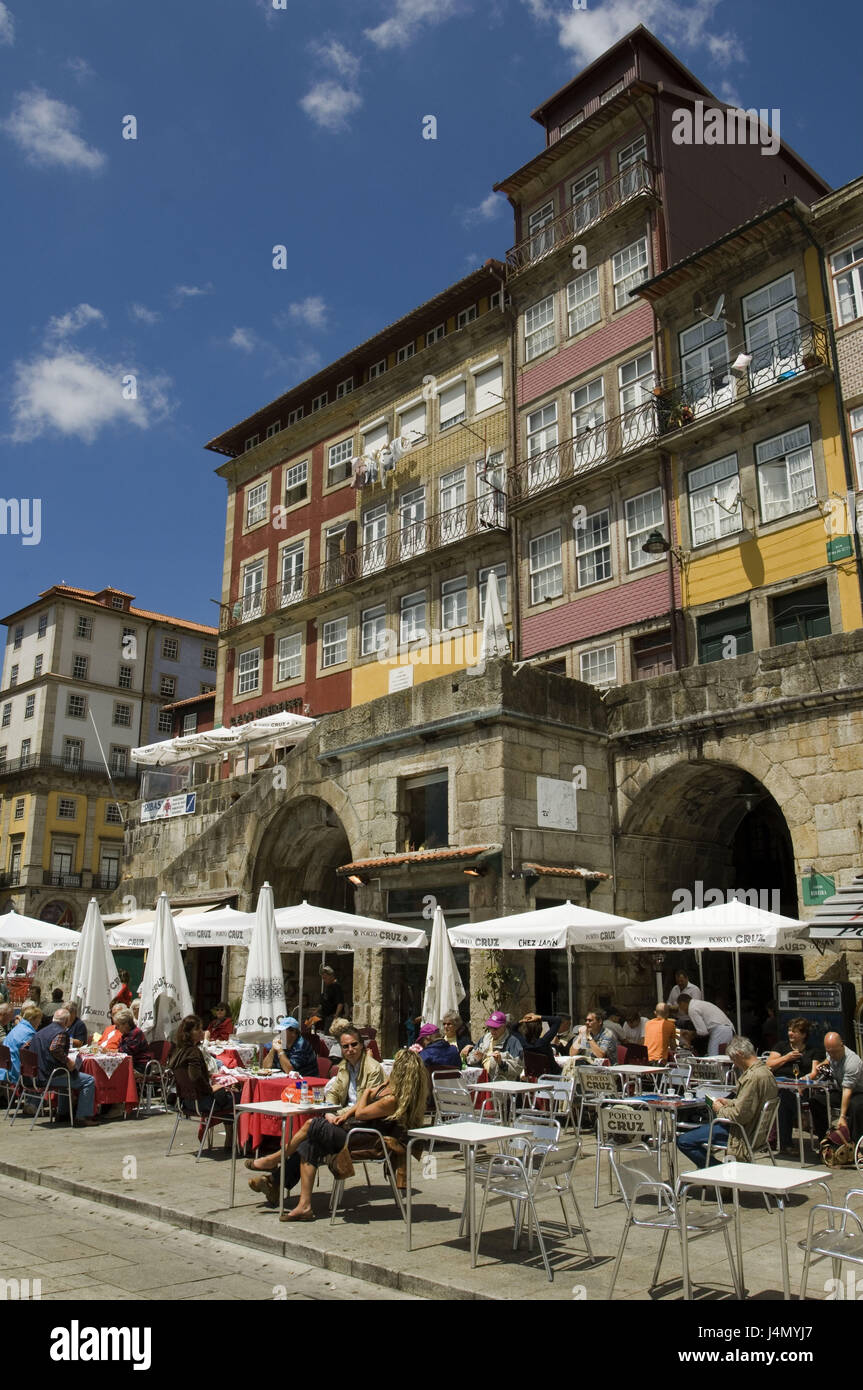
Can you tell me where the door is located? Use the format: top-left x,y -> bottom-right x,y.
362,505 -> 387,574
399,489 -> 426,558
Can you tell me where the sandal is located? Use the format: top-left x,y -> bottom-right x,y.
248,1175 -> 278,1206
279,1209 -> 315,1222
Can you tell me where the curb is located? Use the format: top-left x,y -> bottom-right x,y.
0,1158 -> 492,1302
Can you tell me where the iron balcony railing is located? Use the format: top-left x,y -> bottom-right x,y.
223,493 -> 508,633
511,398 -> 660,502
92,873 -> 121,891
0,753 -> 138,780
0,870 -> 21,887
43,870 -> 83,888
507,161 -> 657,276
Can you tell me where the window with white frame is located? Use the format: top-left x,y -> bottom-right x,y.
361,421 -> 389,456
113,703 -> 132,727
287,406 -> 304,425
474,361 -> 503,414
571,377 -> 606,468
618,134 -> 647,197
106,802 -> 123,824
336,377 -> 354,399
0,747 -> 6,770
284,459 -> 308,508
24,693 -> 35,718
528,202 -> 555,258
38,614 -> 48,637
566,267 -> 600,336
63,737 -> 82,768
426,324 -> 445,346
277,633 -> 302,682
831,241 -> 863,325
13,625 -> 23,649
1,703 -> 10,727
266,420 -> 281,438
322,617 -> 348,668
613,237 -> 648,309
479,564 -> 508,617
618,350 -> 655,449
202,646 -> 217,670
396,343 -> 415,364
237,648 -> 261,694
19,739 -> 31,766
58,797 -> 77,819
570,168 -> 600,231
438,379 -> 466,431
159,675 -> 176,699
688,455 -> 742,546
560,111 -> 584,136
33,655 -> 42,679
400,591 -> 427,644
456,305 -> 477,329
441,576 -> 468,630
439,469 -> 466,542
162,636 -> 179,660
580,645 -> 617,686
9,665 -> 19,688
489,291 -> 503,311
600,79 -> 625,104
756,424 -> 816,522
245,434 -> 260,452
368,359 -> 387,380
157,710 -> 173,734
398,400 -> 426,445
575,509 -> 612,586
76,615 -> 93,640
110,595 -> 124,609
361,604 -> 386,657
529,530 -> 563,603
526,402 -> 559,491
625,488 -> 664,569
246,481 -> 268,527
242,560 -> 264,617
67,693 -> 86,718
99,844 -> 122,883
328,437 -> 353,482
122,626 -> 136,648
742,273 -> 800,386
525,295 -> 555,360
281,543 -> 304,603
679,318 -> 731,408
851,406 -> 863,489
72,654 -> 89,681
362,504 -> 387,574
311,392 -> 328,412
400,488 -> 426,558
14,797 -> 24,818
109,746 -> 128,775
476,451 -> 506,527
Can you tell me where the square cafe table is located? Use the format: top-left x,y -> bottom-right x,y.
677,1160 -> 832,1300
405,1122 -> 531,1267
775,1077 -> 834,1166
229,1099 -> 337,1219
466,1080 -> 545,1123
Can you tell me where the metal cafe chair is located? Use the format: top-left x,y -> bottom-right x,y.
703,1097 -> 781,1212
798,1188 -> 863,1299
596,1102 -> 662,1208
525,1074 -> 578,1132
9,1046 -> 75,1129
606,1148 -> 743,1300
134,1058 -> 172,1118
573,1066 -> 624,1136
659,1064 -> 692,1096
0,1044 -> 19,1117
329,1126 -> 406,1225
166,1068 -> 236,1160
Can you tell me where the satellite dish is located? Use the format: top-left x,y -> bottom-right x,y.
695,292 -> 735,327
709,293 -> 725,321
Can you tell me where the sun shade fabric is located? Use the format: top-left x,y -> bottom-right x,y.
236,882 -> 287,1042
448,900 -> 634,951
131,711 -> 316,766
69,898 -> 121,1033
421,905 -> 465,1023
0,911 -> 80,955
138,894 -> 194,1040
624,898 -> 810,952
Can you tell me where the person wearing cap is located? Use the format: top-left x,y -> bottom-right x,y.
416,1024 -> 460,1071
263,1017 -> 318,1078
318,966 -> 344,1032
463,1010 -> 524,1081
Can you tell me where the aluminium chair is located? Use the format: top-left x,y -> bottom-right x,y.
166,1067 -> 236,1160
798,1188 -> 863,1299
328,1125 -> 406,1225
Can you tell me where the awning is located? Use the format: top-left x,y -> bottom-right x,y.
338,845 -> 502,875
810,873 -> 863,939
520,863 -> 611,881
132,711 -> 317,767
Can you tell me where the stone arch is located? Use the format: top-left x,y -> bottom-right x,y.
250,795 -> 356,911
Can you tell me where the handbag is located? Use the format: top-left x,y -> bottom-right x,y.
820,1121 -> 854,1167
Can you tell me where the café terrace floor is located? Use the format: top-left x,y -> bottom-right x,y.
0,1111 -> 857,1302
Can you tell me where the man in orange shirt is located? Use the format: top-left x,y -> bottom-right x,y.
644,1003 -> 676,1063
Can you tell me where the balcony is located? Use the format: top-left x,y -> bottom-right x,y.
506,162 -> 658,278
43,870 -> 83,888
511,398 -> 659,503
92,873 -> 121,891
222,494 -> 508,633
0,754 -> 139,781
0,871 -> 21,888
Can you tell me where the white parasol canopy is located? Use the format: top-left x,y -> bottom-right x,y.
448,901 -> 633,952
479,568 -> 510,663
138,893 -> 194,1040
69,898 -> 121,1034
132,711 -> 316,766
421,905 -> 465,1024
236,882 -> 287,1042
108,906 -> 253,950
0,911 -> 80,958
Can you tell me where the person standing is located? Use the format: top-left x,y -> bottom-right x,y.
318,966 -> 344,1032
667,971 -> 702,1010
677,994 -> 734,1055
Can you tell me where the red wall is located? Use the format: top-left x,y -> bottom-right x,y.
522,568 -> 682,658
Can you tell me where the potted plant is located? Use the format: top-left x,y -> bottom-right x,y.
802,347 -> 820,370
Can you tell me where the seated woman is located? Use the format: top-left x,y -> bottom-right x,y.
115,1008 -> 156,1080
416,1023 -> 460,1071
519,1013 -> 562,1075
440,1010 -> 472,1054
247,1048 -> 429,1221
168,1014 -> 235,1146
96,1004 -> 126,1051
205,1002 -> 234,1043
262,1016 -> 318,1077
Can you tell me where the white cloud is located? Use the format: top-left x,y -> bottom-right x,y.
365,0 -> 462,49
10,349 -> 172,443
718,79 -> 744,109
2,88 -> 106,172
129,303 -> 161,326
228,326 -> 257,352
310,38 -> 361,83
460,192 -> 507,228
286,296 -> 328,330
65,57 -> 95,83
0,4 -> 14,46
551,0 -> 742,69
172,283 -> 213,305
299,81 -> 362,132
45,303 -> 105,341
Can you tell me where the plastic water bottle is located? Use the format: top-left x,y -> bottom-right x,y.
300,1080 -> 309,1106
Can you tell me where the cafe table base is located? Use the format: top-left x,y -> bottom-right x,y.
230,1101 -> 338,1219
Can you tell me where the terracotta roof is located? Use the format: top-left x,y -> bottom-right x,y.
338,844 -> 502,873
160,691 -> 217,711
6,584 -> 219,636
521,864 -> 611,880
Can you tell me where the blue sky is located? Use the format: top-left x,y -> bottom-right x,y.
0,0 -> 858,627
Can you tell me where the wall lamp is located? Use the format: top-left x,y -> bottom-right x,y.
463,866 -> 487,878
347,873 -> 368,887
641,531 -> 690,565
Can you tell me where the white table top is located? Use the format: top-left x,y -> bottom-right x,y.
678,1161 -> 831,1193
466,1080 -> 544,1094
409,1122 -> 531,1144
612,1065 -> 667,1075
235,1100 -> 337,1117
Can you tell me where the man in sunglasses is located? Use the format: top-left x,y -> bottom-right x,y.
324,1027 -> 386,1110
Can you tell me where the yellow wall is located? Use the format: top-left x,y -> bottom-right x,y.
1,793 -> 29,859
352,627 -> 511,704
88,798 -> 125,872
43,791 -> 87,870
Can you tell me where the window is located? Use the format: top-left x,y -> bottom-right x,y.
58,796 -> 77,819
575,509 -> 612,586
110,595 -> 124,609
441,576 -> 468,629
287,406 -> 304,425
237,648 -> 261,694
742,273 -> 800,388
322,617 -> 348,668
106,803 -> 123,824
456,304 -> 477,329
328,437 -> 353,482
281,543 -> 304,603
266,420 -> 281,438
632,631 -> 673,679
571,377 -> 606,469
9,666 -> 18,687
157,710 -> 173,734
99,846 -> 121,886
619,350 -> 655,448
63,738 -> 82,769
202,646 -> 217,670
244,434 -> 260,452
600,79 -> 625,103
361,421 -> 389,456
51,841 -> 75,878
76,615 -> 93,640
528,202 -> 555,259
67,694 -> 87,719
159,675 -> 176,699
756,424 -> 816,522
618,134 -> 647,197
625,488 -> 664,570
242,560 -> 264,618
525,295 -> 555,360
772,583 -> 831,645
399,487 -> 426,558
580,646 -> 617,687
398,400 -> 426,445
246,481 -> 268,527
529,530 -> 563,603
489,291 -> 503,311
110,746 -> 128,777
566,267 -> 600,336
9,842 -> 22,874
311,392 -> 328,412
697,604 -> 753,664
613,237 -> 648,309
0,747 -> 5,771
400,590 -> 427,645
200,683 -> 215,693
679,317 -> 731,413
72,655 -> 89,681
14,797 -> 25,820
113,703 -> 132,727
438,379 -> 466,431
361,604 -> 387,657
426,324 -> 445,346
323,524 -> 350,585
161,637 -> 179,661
182,713 -> 197,735
849,405 -> 863,490
13,625 -> 23,649
396,343 -> 415,364
118,665 -> 133,689
38,614 -> 47,638
336,377 -> 354,398
283,459 -> 308,509
277,633 -> 302,682
24,694 -> 35,719
19,738 -> 31,766
33,655 -> 42,679
362,504 -> 387,574
476,452 -> 506,528
570,168 -> 600,231
479,564 -> 508,617
365,359 -> 386,382
402,769 -> 448,851
439,468 -> 466,541
1,703 -> 10,727
688,455 -> 742,546
831,241 -> 863,325
560,111 -> 584,135
122,626 -> 136,648
474,361 -> 503,413
526,402 -> 559,491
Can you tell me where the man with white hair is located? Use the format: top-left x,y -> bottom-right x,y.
677,1035 -> 777,1168
30,1008 -> 98,1125
676,994 -> 734,1055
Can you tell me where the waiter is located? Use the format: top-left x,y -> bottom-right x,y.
319,965 -> 344,1031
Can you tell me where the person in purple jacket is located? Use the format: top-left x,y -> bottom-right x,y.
416,1023 -> 461,1070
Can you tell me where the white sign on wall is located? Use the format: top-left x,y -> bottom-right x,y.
388,666 -> 414,692
141,792 -> 197,823
536,776 -> 578,831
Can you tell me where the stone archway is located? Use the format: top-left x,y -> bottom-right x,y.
251,796 -> 356,911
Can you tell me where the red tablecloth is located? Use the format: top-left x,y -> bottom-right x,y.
238,1075 -> 328,1148
79,1055 -> 138,1108
210,1049 -> 245,1070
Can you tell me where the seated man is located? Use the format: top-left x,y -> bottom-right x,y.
644,1003 -> 676,1063
323,1028 -> 385,1106
603,1007 -> 626,1043
263,1016 -> 318,1078
0,1001 -> 15,1041
570,1009 -> 619,1065
806,1031 -> 863,1147
766,1015 -> 824,1153
463,1010 -> 525,1080
64,1002 -> 88,1048
677,994 -> 734,1056
29,1008 -> 98,1126
677,1035 -> 777,1168
115,1008 -> 156,1080
621,1009 -> 649,1045
416,1024 -> 460,1071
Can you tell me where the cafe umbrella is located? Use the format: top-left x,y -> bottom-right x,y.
235,882 -> 286,1043
138,893 -> 194,1040
421,904 -> 465,1024
69,898 -> 121,1035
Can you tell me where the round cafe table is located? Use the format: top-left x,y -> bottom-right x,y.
237,1075 -> 329,1149
77,1054 -> 138,1110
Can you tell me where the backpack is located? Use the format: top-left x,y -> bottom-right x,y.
820,1124 -> 854,1168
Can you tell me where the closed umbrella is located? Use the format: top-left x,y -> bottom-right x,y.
236,882 -> 286,1042
421,905 -> 465,1024
479,568 -> 509,664
138,893 -> 194,1040
69,898 -> 120,1035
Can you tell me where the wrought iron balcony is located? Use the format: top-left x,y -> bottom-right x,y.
43,870 -> 83,888
0,870 -> 20,887
510,398 -> 659,502
222,493 -> 508,633
92,873 -> 121,891
506,162 -> 657,277
0,753 -> 138,780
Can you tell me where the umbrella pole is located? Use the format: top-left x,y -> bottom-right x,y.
734,951 -> 742,1034
697,950 -> 704,994
297,948 -> 304,1019
567,945 -> 573,1020
771,952 -> 778,1003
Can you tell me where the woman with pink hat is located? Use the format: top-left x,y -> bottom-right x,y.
462,1010 -> 524,1081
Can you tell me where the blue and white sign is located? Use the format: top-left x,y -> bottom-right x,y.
141,791 -> 197,823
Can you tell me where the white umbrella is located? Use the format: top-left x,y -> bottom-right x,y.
236,882 -> 287,1042
138,893 -> 194,1040
421,905 -> 465,1024
479,568 -> 509,663
69,898 -> 121,1035
108,906 -> 253,950
0,911 -> 80,957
